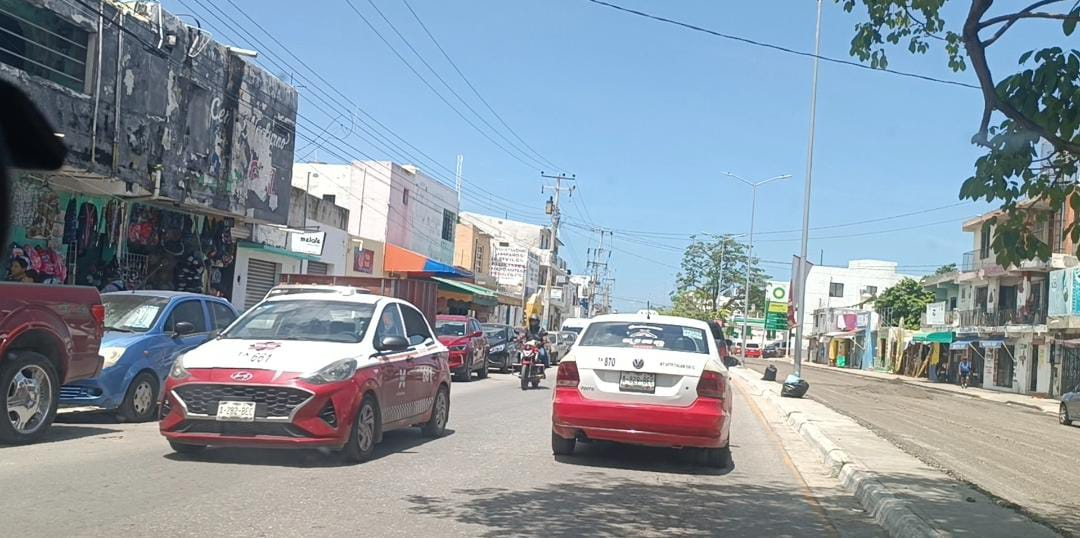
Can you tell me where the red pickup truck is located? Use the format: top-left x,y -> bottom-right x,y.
0,283 -> 105,444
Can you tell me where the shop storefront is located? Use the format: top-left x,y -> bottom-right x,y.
233,225 -> 322,309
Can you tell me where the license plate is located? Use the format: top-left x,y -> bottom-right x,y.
216,401 -> 256,422
619,371 -> 656,393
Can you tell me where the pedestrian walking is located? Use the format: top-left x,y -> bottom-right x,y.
958,356 -> 973,389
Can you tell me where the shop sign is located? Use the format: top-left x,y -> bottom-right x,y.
551,288 -> 563,301
353,247 -> 375,274
289,231 -> 325,256
767,301 -> 788,314
926,301 -> 946,325
767,282 -> 789,304
253,225 -> 288,249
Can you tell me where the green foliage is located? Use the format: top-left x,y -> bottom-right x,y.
874,278 -> 935,329
934,263 -> 958,275
661,289 -> 732,322
672,234 -> 771,317
838,0 -> 1080,268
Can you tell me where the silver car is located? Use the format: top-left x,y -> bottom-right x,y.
1061,383 -> 1080,426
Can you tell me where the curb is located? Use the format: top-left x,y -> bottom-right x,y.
731,367 -> 943,538
765,358 -> 1058,416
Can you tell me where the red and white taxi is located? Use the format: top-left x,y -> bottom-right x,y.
551,313 -> 732,467
159,293 -> 451,463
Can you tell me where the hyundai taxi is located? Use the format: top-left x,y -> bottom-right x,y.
159,293 -> 451,463
551,313 -> 732,467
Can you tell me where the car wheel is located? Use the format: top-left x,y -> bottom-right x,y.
502,355 -> 512,374
454,364 -> 471,382
552,431 -> 575,456
1061,404 -> 1073,426
169,440 -> 206,455
478,358 -> 489,379
117,372 -> 159,423
341,395 -> 380,464
701,445 -> 731,469
0,351 -> 60,445
421,385 -> 450,437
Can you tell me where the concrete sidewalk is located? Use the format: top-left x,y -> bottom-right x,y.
760,356 -> 1061,415
730,366 -> 1059,538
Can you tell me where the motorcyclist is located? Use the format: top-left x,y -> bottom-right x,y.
522,314 -> 551,368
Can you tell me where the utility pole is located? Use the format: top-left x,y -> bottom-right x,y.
793,0 -> 824,379
586,227 -> 612,317
455,155 -> 464,211
541,172 -> 575,329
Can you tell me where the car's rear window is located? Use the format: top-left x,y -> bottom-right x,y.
578,322 -> 709,355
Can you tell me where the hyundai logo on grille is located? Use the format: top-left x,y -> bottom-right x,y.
632,359 -> 644,370
231,371 -> 254,382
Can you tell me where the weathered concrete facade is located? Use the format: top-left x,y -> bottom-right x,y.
2,0 -> 297,224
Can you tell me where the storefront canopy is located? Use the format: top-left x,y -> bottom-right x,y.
237,241 -> 321,262
913,331 -> 954,344
432,277 -> 498,306
384,244 -> 472,278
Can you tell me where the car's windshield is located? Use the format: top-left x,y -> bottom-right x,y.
103,295 -> 170,332
436,321 -> 467,337
561,325 -> 584,335
578,322 -> 710,354
482,326 -> 505,340
222,300 -> 374,343
747,343 -> 760,349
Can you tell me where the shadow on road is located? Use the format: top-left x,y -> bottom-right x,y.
162,428 -> 456,468
553,440 -> 735,477
406,472 -> 840,536
0,424 -> 123,447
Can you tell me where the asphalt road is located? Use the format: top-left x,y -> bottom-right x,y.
1,371 -> 882,537
743,357 -> 1080,537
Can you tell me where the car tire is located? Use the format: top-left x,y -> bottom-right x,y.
0,351 -> 60,445
552,431 -> 575,456
701,445 -> 731,469
478,358 -> 489,379
530,379 -> 540,388
502,356 -> 512,374
117,372 -> 159,423
341,395 -> 380,464
169,441 -> 206,455
1061,404 -> 1073,426
421,385 -> 450,438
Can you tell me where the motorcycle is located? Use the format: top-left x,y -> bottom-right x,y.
518,339 -> 545,390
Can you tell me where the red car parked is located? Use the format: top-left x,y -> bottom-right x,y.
435,315 -> 489,382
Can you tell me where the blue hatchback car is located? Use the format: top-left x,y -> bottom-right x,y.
59,291 -> 239,422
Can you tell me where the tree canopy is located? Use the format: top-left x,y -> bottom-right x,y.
934,263 -> 958,275
838,1 -> 1080,266
669,234 -> 770,321
874,277 -> 936,329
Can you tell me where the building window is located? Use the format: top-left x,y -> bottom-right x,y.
863,285 -> 878,296
829,282 -> 844,298
402,188 -> 409,206
540,230 -> 551,250
441,210 -> 455,242
0,0 -> 90,92
980,222 -> 991,259
474,242 -> 484,272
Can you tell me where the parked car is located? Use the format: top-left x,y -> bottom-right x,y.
742,343 -> 762,358
0,282 -> 105,444
707,321 -> 737,367
160,293 -> 451,462
59,291 -> 239,422
551,313 -> 732,468
435,315 -> 489,381
561,318 -> 589,337
546,332 -> 574,364
1061,383 -> 1080,426
482,323 -> 518,373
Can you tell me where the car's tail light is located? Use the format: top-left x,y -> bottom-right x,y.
91,304 -> 106,336
556,361 -> 579,388
697,370 -> 726,400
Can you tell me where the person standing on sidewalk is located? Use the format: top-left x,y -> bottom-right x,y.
958,357 -> 973,388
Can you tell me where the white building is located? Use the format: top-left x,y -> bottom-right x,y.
798,260 -> 914,352
292,161 -> 459,264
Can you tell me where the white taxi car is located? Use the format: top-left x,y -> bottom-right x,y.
551,313 -> 732,467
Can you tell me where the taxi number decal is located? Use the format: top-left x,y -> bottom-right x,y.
599,357 -> 616,368
239,351 -> 274,363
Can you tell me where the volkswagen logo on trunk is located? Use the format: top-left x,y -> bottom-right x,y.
632,359 -> 644,370
231,371 -> 254,382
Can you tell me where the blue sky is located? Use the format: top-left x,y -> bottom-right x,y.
165,0 -> 1053,311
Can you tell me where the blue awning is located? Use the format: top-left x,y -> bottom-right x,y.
979,339 -> 1005,349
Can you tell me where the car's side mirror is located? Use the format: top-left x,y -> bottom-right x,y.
376,335 -> 409,352
174,322 -> 197,337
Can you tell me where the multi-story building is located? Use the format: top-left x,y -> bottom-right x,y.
291,161 -> 459,265
2,0 -> 298,308
922,201 -> 1076,395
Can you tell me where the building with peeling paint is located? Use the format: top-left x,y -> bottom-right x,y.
1,0 -> 298,305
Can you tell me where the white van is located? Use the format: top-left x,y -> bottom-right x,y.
560,317 -> 589,336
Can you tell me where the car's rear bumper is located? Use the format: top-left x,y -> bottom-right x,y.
552,387 -> 729,449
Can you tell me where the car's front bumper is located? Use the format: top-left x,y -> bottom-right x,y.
552,387 -> 729,449
160,370 -> 359,449
59,365 -> 129,410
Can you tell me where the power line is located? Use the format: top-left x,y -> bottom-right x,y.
584,0 -> 980,90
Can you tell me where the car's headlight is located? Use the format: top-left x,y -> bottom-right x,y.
449,345 -> 467,351
169,356 -> 191,380
100,347 -> 127,368
302,359 -> 357,385
490,344 -> 505,353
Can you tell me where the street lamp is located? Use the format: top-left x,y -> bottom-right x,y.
722,172 -> 791,358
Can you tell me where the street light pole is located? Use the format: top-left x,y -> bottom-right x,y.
722,172 -> 791,358
793,0 -> 824,378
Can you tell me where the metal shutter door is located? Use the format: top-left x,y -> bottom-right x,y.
244,258 -> 280,309
307,261 -> 329,275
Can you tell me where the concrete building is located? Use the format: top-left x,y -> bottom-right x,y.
292,161 -> 459,264
454,222 -> 493,278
